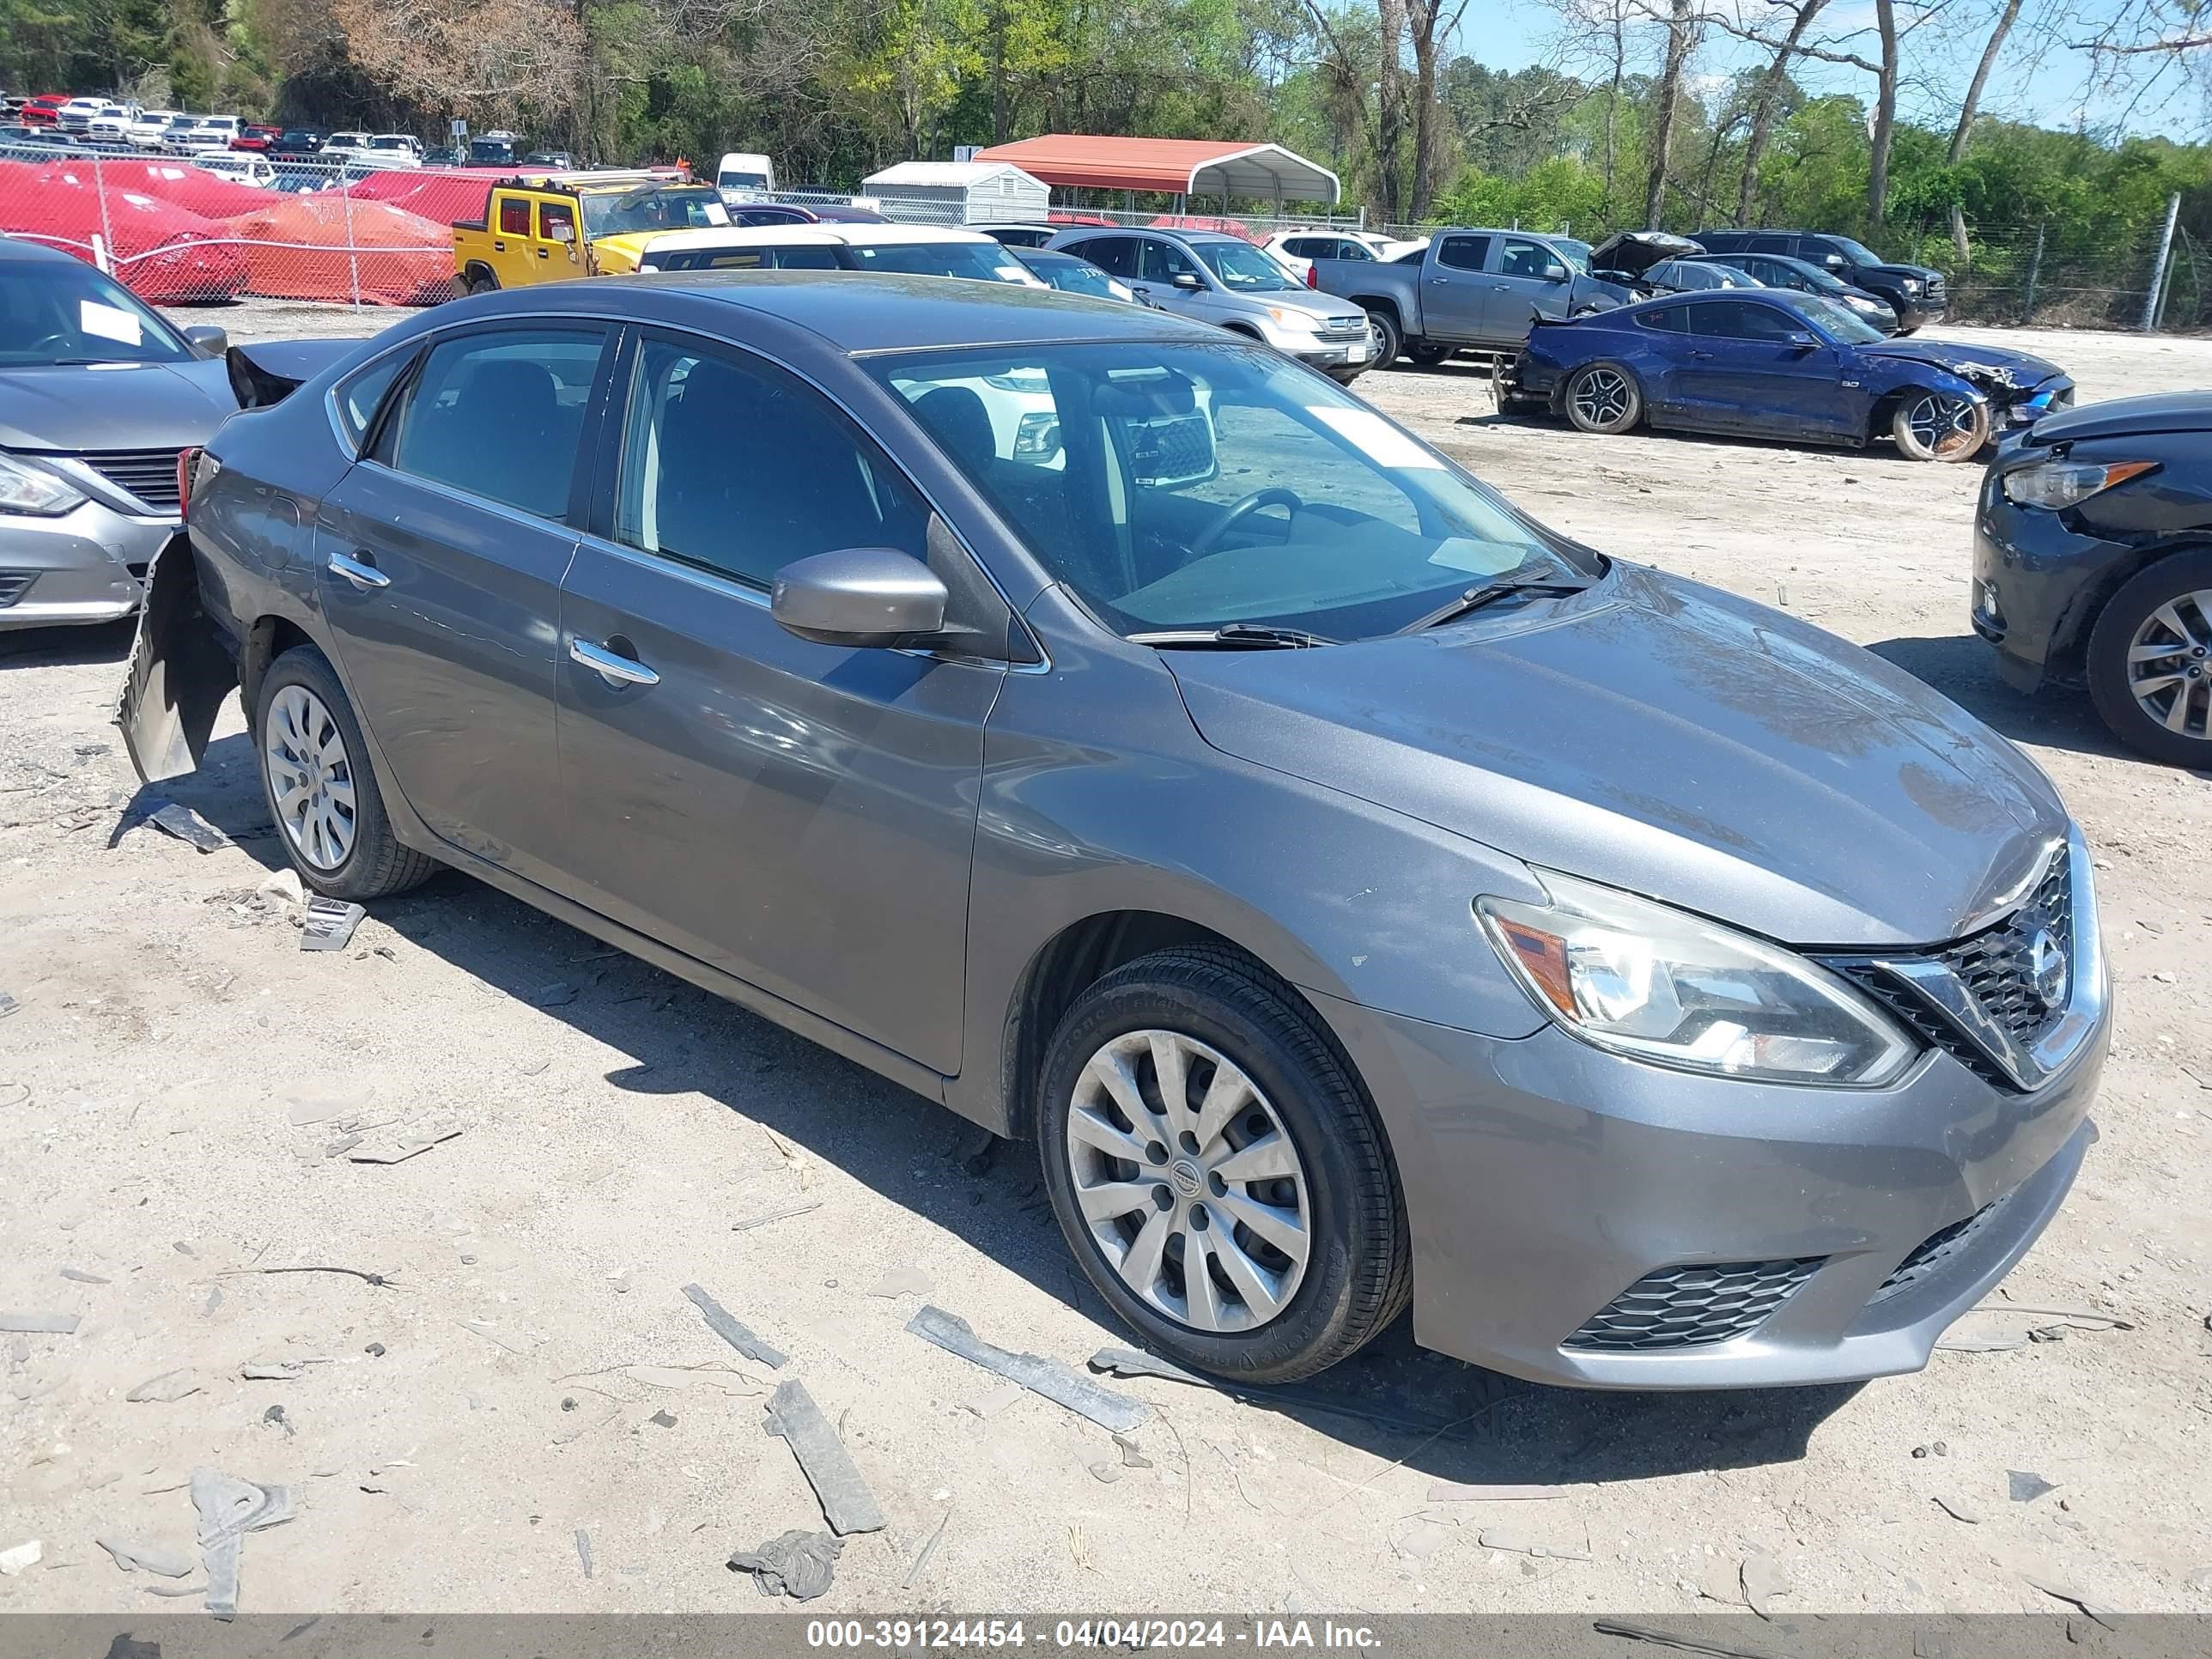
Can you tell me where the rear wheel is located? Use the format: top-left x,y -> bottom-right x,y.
1407,342 -> 1454,368
255,646 -> 437,901
1036,946 -> 1410,1383
465,269 -> 498,295
1565,362 -> 1642,434
2086,551 -> 2212,765
1892,389 -> 1990,461
1364,308 -> 1402,368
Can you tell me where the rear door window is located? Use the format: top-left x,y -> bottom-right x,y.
497,196 -> 531,234
375,327 -> 608,522
1748,234 -> 1791,254
1076,237 -> 1139,280
1436,234 -> 1491,271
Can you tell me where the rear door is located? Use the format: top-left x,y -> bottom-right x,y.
1422,234 -> 1490,340
315,322 -> 613,886
488,191 -> 537,285
1676,298 -> 1852,438
554,329 -> 1002,1073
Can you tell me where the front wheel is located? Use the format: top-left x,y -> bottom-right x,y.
255,645 -> 438,901
1565,362 -> 1642,434
1364,308 -> 1403,368
2085,551 -> 2212,765
1036,946 -> 1410,1383
1892,390 -> 1990,461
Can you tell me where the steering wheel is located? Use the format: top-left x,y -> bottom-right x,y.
1192,487 -> 1303,556
28,331 -> 71,356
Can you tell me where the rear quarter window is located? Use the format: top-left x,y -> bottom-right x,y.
1634,305 -> 1688,332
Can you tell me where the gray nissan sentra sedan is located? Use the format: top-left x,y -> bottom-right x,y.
122,273 -> 2108,1388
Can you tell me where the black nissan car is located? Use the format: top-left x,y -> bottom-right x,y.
1693,229 -> 1947,331
1974,391 -> 2212,764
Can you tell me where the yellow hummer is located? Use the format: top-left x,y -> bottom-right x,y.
451,170 -> 733,293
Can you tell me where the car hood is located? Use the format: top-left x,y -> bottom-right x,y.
2027,390 -> 2212,444
1254,288 -> 1367,325
1588,229 -> 1701,277
0,356 -> 235,452
1856,337 -> 2067,392
1165,564 -> 2066,948
1866,261 -> 1943,283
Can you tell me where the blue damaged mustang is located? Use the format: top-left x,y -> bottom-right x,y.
1504,288 -> 2073,462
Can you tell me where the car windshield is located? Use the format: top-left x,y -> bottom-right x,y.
873,340 -> 1595,641
0,260 -> 194,367
1798,294 -> 1887,343
1554,239 -> 1592,271
1826,236 -> 1884,266
1191,240 -> 1302,291
580,185 -> 729,237
844,240 -> 1033,283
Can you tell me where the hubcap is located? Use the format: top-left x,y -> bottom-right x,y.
263,684 -> 357,870
1572,368 -> 1630,428
1063,1030 -> 1311,1334
1904,392 -> 1980,459
2125,590 -> 2212,741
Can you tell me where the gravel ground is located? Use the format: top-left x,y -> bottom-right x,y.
1,309 -> 2208,1620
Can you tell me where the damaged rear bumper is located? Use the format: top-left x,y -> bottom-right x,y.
115,534 -> 239,784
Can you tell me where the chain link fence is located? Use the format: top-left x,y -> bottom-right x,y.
0,139 -> 466,307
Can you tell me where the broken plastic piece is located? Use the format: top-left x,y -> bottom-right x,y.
126,1369 -> 203,1403
731,1198 -> 822,1232
1741,1551 -> 1790,1620
728,1529 -> 842,1601
575,1528 -> 594,1578
681,1283 -> 788,1369
1479,1527 -> 1593,1561
300,897 -> 367,951
349,1125 -> 463,1164
903,1509 -> 951,1589
2008,1469 -> 2057,1503
0,1540 -> 41,1577
2022,1572 -> 2117,1629
915,1308 -> 1147,1433
191,1467 -> 295,1620
1087,1343 -> 1474,1437
147,801 -> 234,853
0,1311 -> 80,1334
763,1379 -> 885,1535
866,1264 -> 933,1299
96,1536 -> 196,1578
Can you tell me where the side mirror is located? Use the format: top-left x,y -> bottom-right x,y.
771,547 -> 948,648
1542,262 -> 1569,283
183,324 -> 229,356
550,220 -> 575,245
1170,270 -> 1203,291
1784,331 -> 1818,349
1822,252 -> 1844,270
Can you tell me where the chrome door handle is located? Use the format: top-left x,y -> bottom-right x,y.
569,637 -> 659,687
327,550 -> 389,590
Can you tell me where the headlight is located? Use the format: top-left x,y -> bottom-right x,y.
1900,277 -> 1923,295
0,451 -> 86,517
2002,459 -> 2157,510
1476,872 -> 1916,1086
1264,307 -> 1321,331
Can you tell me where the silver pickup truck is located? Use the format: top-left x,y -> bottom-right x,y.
1309,228 -> 1634,366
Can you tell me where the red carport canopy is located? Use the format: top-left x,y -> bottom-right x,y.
975,135 -> 1340,204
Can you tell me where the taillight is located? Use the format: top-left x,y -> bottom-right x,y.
1305,265 -> 1317,288
177,447 -> 201,519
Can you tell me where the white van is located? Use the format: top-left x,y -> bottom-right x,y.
715,151 -> 776,195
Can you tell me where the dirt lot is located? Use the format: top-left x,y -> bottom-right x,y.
3,313 -> 2209,1620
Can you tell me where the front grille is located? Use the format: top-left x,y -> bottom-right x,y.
1831,845 -> 2073,1090
1131,414 -> 1212,483
1564,1257 -> 1824,1352
1315,316 -> 1369,342
1871,1191 -> 2014,1304
66,449 -> 182,514
0,573 -> 31,608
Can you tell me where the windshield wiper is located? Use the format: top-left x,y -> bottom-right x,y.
1395,571 -> 1591,635
1127,623 -> 1338,649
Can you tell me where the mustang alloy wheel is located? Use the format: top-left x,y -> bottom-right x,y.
264,684 -> 356,871
1893,390 -> 1990,461
1565,363 -> 1641,434
1063,1029 -> 1312,1334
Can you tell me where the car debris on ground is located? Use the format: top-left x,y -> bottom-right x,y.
910,1307 -> 1147,1433
727,1528 -> 842,1601
144,801 -> 234,854
681,1283 -> 788,1369
300,897 -> 367,951
762,1379 -> 885,1535
191,1468 -> 295,1620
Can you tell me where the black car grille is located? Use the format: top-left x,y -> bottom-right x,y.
1130,415 -> 1212,483
1563,1257 -> 1824,1352
67,449 -> 182,514
1832,845 -> 2072,1091
1870,1191 -> 2015,1304
0,572 -> 31,608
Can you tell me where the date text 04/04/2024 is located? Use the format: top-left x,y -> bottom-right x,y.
802,1620 -> 1382,1650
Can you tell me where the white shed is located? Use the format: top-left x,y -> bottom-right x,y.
859,161 -> 1050,228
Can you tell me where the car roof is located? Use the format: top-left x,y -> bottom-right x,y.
641,224 -> 999,252
518,269 -> 1216,353
0,235 -> 89,266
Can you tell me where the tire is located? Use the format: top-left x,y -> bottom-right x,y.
1407,342 -> 1454,368
1036,945 -> 1410,1384
2085,550 -> 2212,765
1364,307 -> 1402,368
465,269 -> 498,295
1892,388 -> 1990,461
254,644 -> 437,901
1564,362 -> 1643,434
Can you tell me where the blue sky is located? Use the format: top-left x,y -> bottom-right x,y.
1456,0 -> 2171,139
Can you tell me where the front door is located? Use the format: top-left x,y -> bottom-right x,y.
1131,236 -> 1212,323
555,330 -> 1000,1074
316,322 -> 612,886
1674,300 -> 1853,439
1481,235 -> 1569,339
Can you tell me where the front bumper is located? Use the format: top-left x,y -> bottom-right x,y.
1971,477 -> 2132,692
1283,334 -> 1374,377
0,499 -> 175,630
1316,976 -> 2105,1389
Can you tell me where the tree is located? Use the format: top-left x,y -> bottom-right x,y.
1735,0 -> 1828,223
1868,0 -> 1897,222
1945,0 -> 2024,254
1644,0 -> 1698,225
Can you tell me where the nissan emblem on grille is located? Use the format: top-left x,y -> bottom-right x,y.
2026,919 -> 2068,1011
